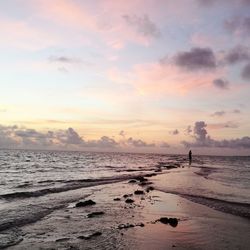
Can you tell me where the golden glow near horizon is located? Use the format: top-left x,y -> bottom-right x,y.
0,0 -> 250,154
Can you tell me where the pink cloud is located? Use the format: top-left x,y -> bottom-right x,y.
24,0 -> 160,49
131,62 -> 219,96
0,18 -> 57,50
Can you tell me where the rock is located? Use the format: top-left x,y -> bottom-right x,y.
146,186 -> 154,192
128,179 -> 137,183
91,231 -> 102,237
168,218 -> 178,227
118,223 -> 144,229
134,190 -> 144,195
75,200 -> 96,207
118,223 -> 135,229
123,194 -> 133,198
145,173 -> 157,177
125,198 -> 134,204
78,231 -> 102,240
87,211 -> 104,218
165,165 -> 177,170
135,176 -> 148,182
155,169 -> 162,172
159,217 -> 169,224
158,217 -> 178,227
137,223 -> 145,227
55,238 -> 70,242
113,198 -> 121,201
139,181 -> 152,186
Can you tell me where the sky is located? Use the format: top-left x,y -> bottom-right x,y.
0,0 -> 250,155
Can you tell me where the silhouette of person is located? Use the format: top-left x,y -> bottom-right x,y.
189,150 -> 192,165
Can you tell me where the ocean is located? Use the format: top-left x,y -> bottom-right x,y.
0,149 -> 250,234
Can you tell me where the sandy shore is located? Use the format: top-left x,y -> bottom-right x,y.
4,172 -> 249,250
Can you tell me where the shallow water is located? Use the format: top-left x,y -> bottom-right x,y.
0,149 -> 250,233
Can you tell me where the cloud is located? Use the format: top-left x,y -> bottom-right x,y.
126,59 -> 219,97
241,62 -> 250,80
48,55 -> 93,73
174,47 -> 216,71
0,125 -> 18,148
197,0 -> 250,6
193,121 -> 208,142
241,0 -> 250,5
48,56 -> 92,66
56,127 -> 83,145
160,142 -> 170,148
55,128 -> 118,148
232,109 -> 241,113
123,14 -> 161,38
170,129 -> 179,135
182,121 -> 249,148
0,125 -> 117,149
0,124 -> 160,150
58,67 -> 69,73
208,121 -> 239,129
0,18 -> 58,50
126,137 -> 155,147
185,125 -> 192,134
49,56 -> 81,64
196,0 -> 217,6
119,130 -> 126,137
84,136 -> 118,148
223,121 -> 239,128
213,78 -> 229,89
211,111 -> 226,117
224,16 -> 250,37
223,46 -> 250,64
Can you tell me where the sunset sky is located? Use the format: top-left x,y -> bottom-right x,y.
0,0 -> 250,154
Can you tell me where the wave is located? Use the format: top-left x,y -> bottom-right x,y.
0,192 -> 91,233
157,189 -> 250,219
194,166 -> 218,178
0,173 -> 154,200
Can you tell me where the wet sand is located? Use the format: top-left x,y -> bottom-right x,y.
5,173 -> 250,250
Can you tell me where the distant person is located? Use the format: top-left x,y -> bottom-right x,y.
189,150 -> 192,165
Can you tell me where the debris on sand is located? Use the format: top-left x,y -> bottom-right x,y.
145,173 -> 157,177
118,222 -> 145,229
55,237 -> 70,242
78,231 -> 102,240
134,190 -> 145,195
118,223 -> 135,229
146,186 -> 154,192
168,218 -> 178,227
87,211 -> 104,218
75,200 -> 96,207
157,217 -> 178,227
125,198 -> 135,204
123,194 -> 133,198
135,176 -> 148,182
139,181 -> 153,186
136,222 -> 145,227
128,179 -> 137,183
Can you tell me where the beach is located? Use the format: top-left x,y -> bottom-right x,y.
2,1 -> 250,249
5,175 -> 250,250
0,172 -> 249,248
0,151 -> 250,249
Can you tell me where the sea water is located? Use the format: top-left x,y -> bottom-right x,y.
0,149 -> 249,233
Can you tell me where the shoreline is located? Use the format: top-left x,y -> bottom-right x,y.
2,171 -> 250,250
